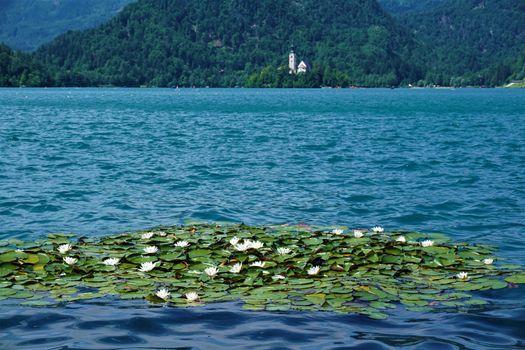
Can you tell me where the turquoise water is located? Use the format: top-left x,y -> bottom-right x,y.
0,88 -> 524,349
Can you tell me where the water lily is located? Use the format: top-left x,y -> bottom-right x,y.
456,272 -> 468,280
174,240 -> 189,248
273,274 -> 286,280
63,256 -> 77,265
277,247 -> 292,255
250,261 -> 265,268
143,246 -> 159,254
103,257 -> 120,266
158,231 -> 167,237
307,266 -> 321,275
421,240 -> 434,247
234,242 -> 250,251
396,236 -> 406,243
185,291 -> 199,302
58,244 -> 72,254
204,266 -> 219,277
155,288 -> 170,300
353,230 -> 364,238
371,226 -> 384,233
483,258 -> 494,265
229,262 -> 242,273
251,240 -> 264,250
141,232 -> 154,239
139,261 -> 156,272
229,236 -> 240,246
332,228 -> 343,235
234,240 -> 252,251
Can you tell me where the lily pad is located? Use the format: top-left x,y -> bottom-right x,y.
0,223 -> 521,319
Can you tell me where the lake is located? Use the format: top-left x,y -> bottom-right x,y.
0,88 -> 524,349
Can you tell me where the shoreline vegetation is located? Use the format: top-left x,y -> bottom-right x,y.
0,48 -> 523,89
0,84 -> 522,89
1,223 -> 524,320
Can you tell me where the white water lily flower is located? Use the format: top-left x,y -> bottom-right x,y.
158,231 -> 167,237
421,240 -> 434,247
229,236 -> 240,246
276,247 -> 292,255
63,256 -> 77,265
456,272 -> 469,280
273,274 -> 286,280
332,228 -> 344,235
307,266 -> 321,275
371,226 -> 384,233
185,291 -> 199,302
234,241 -> 252,252
483,258 -> 494,265
229,263 -> 242,273
103,258 -> 120,266
174,240 -> 189,248
143,246 -> 159,254
156,288 -> 170,300
141,232 -> 154,239
15,249 -> 24,253
204,266 -> 219,277
396,236 -> 406,243
250,261 -> 265,268
58,244 -> 72,254
139,261 -> 156,272
353,230 -> 364,238
251,240 -> 264,250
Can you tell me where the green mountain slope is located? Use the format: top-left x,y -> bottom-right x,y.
404,0 -> 525,85
35,0 -> 422,87
0,0 -> 136,52
0,43 -> 51,86
377,0 -> 445,15
2,0 -> 524,87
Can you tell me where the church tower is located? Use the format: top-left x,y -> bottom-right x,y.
289,47 -> 297,74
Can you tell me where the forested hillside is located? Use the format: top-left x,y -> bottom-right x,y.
0,44 -> 51,86
0,0 -> 135,52
377,0 -> 445,15
0,0 -> 524,87
35,0 -> 421,87
403,0 -> 525,86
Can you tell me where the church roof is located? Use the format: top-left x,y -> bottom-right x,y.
298,60 -> 308,68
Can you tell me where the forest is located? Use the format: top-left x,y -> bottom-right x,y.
0,0 -> 523,88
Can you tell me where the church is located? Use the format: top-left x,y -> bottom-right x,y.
288,47 -> 308,74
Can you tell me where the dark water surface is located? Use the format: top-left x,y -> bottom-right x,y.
0,88 -> 524,349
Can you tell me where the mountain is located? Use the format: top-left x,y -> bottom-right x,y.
403,0 -> 525,86
35,0 -> 422,87
377,0 -> 445,15
0,43 -> 52,86
2,0 -> 524,88
0,0 -> 136,52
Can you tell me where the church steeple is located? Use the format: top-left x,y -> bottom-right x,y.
288,46 -> 297,74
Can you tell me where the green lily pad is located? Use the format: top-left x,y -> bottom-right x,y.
0,252 -> 18,263
0,263 -> 17,277
505,273 -> 525,284
0,223 -> 521,317
304,293 -> 326,305
21,300 -> 53,307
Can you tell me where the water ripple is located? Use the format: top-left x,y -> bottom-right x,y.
0,88 -> 524,348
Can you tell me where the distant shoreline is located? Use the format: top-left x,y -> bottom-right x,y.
1,84 -> 523,89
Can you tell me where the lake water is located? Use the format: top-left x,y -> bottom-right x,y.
0,88 -> 524,349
